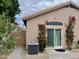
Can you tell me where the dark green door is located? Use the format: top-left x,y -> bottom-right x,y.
47,29 -> 54,46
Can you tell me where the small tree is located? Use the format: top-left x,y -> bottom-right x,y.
0,0 -> 19,55
0,14 -> 16,55
66,16 -> 76,50
38,24 -> 46,52
0,0 -> 19,23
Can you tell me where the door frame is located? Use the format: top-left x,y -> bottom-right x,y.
46,25 -> 65,49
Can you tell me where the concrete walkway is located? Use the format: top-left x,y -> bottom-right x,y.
25,53 -> 48,59
7,30 -> 26,59
46,49 -> 79,59
7,46 -> 23,59
7,47 -> 79,59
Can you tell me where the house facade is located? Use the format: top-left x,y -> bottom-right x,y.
23,1 -> 79,49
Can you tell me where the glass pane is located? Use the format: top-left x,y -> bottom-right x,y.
54,29 -> 61,46
47,29 -> 54,46
47,22 -> 63,26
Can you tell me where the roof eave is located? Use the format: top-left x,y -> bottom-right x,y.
71,1 -> 79,9
23,1 -> 79,20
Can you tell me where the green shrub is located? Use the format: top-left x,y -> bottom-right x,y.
38,24 -> 46,52
38,39 -> 46,52
76,44 -> 79,49
0,15 -> 16,55
66,16 -> 76,50
0,36 -> 16,55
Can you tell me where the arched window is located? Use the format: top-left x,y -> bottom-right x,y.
47,22 -> 63,26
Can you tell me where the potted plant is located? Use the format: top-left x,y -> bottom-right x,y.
38,24 -> 46,52
66,16 -> 76,50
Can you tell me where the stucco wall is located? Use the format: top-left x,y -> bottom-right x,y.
26,7 -> 79,48
11,31 -> 26,47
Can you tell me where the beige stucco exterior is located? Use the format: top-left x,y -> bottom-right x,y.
26,7 -> 79,49
11,30 -> 26,47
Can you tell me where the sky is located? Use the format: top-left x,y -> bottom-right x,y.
15,14 -> 25,28
18,0 -> 68,17
15,0 -> 79,27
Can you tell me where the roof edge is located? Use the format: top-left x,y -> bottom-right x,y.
23,1 -> 79,20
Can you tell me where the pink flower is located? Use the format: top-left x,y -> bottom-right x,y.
69,16 -> 76,24
71,16 -> 76,22
38,24 -> 46,31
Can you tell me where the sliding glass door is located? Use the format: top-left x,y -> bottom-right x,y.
47,29 -> 61,47
54,29 -> 61,46
47,29 -> 54,46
